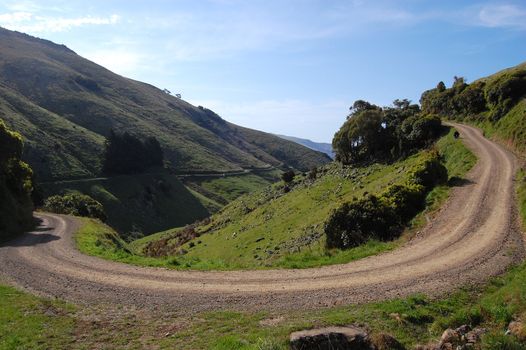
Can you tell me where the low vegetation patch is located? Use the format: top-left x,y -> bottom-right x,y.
518,169 -> 526,231
3,256 -> 526,349
75,128 -> 474,271
0,284 -> 74,349
325,151 -> 446,249
43,193 -> 106,221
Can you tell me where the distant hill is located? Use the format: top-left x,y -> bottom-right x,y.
276,134 -> 334,159
0,27 -> 330,182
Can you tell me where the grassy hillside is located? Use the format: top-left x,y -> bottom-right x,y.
421,60 -> 526,156
73,128 -> 474,270
42,173 -> 210,236
43,170 -> 281,235
0,27 -> 330,182
472,61 -> 526,155
182,169 -> 282,205
134,129 -> 474,269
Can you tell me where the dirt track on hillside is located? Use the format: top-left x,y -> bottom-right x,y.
0,123 -> 524,313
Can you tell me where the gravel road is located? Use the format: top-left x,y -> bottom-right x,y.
0,123 -> 524,313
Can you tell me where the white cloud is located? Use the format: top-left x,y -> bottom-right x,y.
477,4 -> 526,29
0,11 -> 120,33
0,11 -> 32,23
4,1 -> 42,13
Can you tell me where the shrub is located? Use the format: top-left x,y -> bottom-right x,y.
43,193 -> 106,221
281,170 -> 295,183
408,151 -> 448,190
325,195 -> 400,249
308,167 -> 318,180
0,119 -> 34,240
382,183 -> 426,222
325,151 -> 447,249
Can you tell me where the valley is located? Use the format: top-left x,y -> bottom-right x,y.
1,124 -> 521,312
0,14 -> 525,349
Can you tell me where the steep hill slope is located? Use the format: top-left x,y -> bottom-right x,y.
0,27 -> 330,181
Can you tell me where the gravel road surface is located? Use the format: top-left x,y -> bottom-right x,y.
0,123 -> 523,313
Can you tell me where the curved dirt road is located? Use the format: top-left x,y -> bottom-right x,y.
0,123 -> 524,312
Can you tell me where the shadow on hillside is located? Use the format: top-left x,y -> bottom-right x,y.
3,232 -> 61,247
448,177 -> 475,187
0,217 -> 60,247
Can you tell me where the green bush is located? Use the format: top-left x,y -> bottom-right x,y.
408,151 -> 448,190
485,72 -> 526,121
43,193 -> 106,221
333,99 -> 443,165
383,183 -> 426,222
325,195 -> 400,249
281,170 -> 295,183
0,119 -> 34,240
325,151 -> 447,249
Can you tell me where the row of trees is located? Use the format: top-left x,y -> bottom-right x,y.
421,70 -> 526,121
102,130 -> 163,175
0,119 -> 34,240
332,99 -> 443,165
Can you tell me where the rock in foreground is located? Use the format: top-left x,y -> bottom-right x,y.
289,326 -> 373,350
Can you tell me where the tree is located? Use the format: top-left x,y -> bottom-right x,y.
333,108 -> 387,164
102,131 -> 164,175
333,99 -> 443,165
281,170 -> 295,183
0,119 -> 34,239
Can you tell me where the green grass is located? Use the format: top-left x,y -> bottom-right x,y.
518,169 -> 526,231
1,27 -> 330,182
74,218 -> 177,268
0,284 -> 75,349
4,258 -> 526,349
76,128 -> 476,271
132,128 -> 475,270
184,171 -> 280,203
43,172 -> 211,236
436,128 -> 478,180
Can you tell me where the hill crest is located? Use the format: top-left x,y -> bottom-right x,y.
0,27 -> 330,181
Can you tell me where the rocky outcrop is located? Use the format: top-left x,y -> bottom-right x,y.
507,321 -> 525,341
369,333 -> 406,350
289,326 -> 373,350
415,325 -> 486,350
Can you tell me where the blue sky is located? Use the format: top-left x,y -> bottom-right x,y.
1,1 -> 525,142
